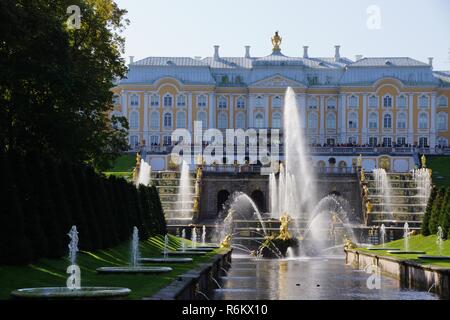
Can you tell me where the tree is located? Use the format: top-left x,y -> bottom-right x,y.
421,186 -> 436,236
439,188 -> 450,239
0,0 -> 129,170
429,187 -> 445,235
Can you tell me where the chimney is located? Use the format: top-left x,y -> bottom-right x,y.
245,46 -> 251,58
303,46 -> 309,58
214,45 -> 220,60
334,45 -> 341,61
428,57 -> 433,68
129,56 -> 135,65
355,54 -> 363,61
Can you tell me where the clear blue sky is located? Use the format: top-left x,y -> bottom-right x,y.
115,0 -> 450,70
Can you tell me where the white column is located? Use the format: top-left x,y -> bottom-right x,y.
362,94 -> 367,144
229,95 -> 234,128
339,94 -> 346,143
408,94 -> 414,145
121,90 -> 128,116
319,96 -> 325,144
143,92 -> 149,144
209,93 -> 216,128
188,93 -> 193,132
430,93 -> 437,149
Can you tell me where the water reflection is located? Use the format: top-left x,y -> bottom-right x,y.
214,255 -> 438,300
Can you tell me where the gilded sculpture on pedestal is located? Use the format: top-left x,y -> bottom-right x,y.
277,213 -> 292,241
421,154 -> 427,168
271,31 -> 282,52
132,153 -> 141,181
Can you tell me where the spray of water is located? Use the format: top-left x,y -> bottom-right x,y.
68,226 -> 79,265
131,227 -> 140,268
136,159 -> 152,186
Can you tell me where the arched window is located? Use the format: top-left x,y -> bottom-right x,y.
438,113 -> 448,131
130,135 -> 139,148
163,94 -> 173,107
218,96 -> 227,109
348,112 -> 358,129
176,111 -> 186,128
368,95 -> 378,108
349,95 -> 358,108
177,94 -> 186,107
163,112 -> 172,128
197,111 -> 207,129
150,111 -> 160,129
130,94 -> 139,107
272,113 -> 281,128
438,96 -> 448,107
236,113 -> 245,129
383,95 -> 392,108
308,112 -> 318,129
272,96 -> 282,108
150,94 -> 159,107
218,112 -> 228,129
255,96 -> 263,107
419,95 -> 429,108
437,137 -> 448,147
197,95 -> 207,107
383,114 -> 392,129
326,112 -> 336,129
397,112 -> 407,129
327,97 -> 336,110
237,97 -> 246,109
255,113 -> 264,128
308,97 -> 318,109
369,112 -> 378,129
397,95 -> 407,108
418,112 -> 428,129
129,111 -> 139,129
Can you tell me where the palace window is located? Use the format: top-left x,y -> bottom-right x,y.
326,112 -> 336,129
197,111 -> 207,129
129,111 -> 139,129
348,112 -> 358,129
397,95 -> 407,108
272,96 -> 282,108
437,137 -> 448,147
272,113 -> 282,128
308,112 -> 318,129
163,112 -> 172,128
237,97 -> 246,109
327,97 -> 337,110
150,94 -> 159,107
163,135 -> 172,146
177,94 -> 186,107
255,113 -> 264,128
218,112 -> 228,129
383,137 -> 392,147
419,137 -> 428,147
437,113 -> 448,131
150,135 -> 159,145
130,94 -> 139,107
418,112 -> 428,129
383,95 -> 392,108
397,112 -> 407,129
255,96 -> 263,107
163,94 -> 173,107
397,137 -> 406,146
130,135 -> 139,148
369,112 -> 378,129
218,96 -> 227,109
197,95 -> 207,107
369,137 -> 378,147
368,95 -> 378,108
383,114 -> 392,129
438,96 -> 448,107
236,113 -> 246,129
326,138 -> 335,146
308,97 -> 318,109
150,111 -> 160,129
418,95 -> 429,108
349,95 -> 358,108
348,137 -> 357,145
176,111 -> 186,128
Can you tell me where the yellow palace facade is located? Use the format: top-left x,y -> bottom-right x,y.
111,34 -> 450,162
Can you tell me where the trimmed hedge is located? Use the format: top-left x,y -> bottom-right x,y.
0,151 -> 166,265
421,185 -> 450,239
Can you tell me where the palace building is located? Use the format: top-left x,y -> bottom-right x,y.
111,32 -> 450,171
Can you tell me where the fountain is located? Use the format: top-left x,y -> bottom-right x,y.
97,227 -> 173,273
11,226 -> 131,299
191,227 -> 197,248
176,160 -> 192,218
269,173 -> 279,219
372,168 -> 392,220
136,158 -> 152,186
418,226 -> 450,260
388,222 -> 426,254
182,229 -> 186,251
140,233 -> 193,263
202,225 -> 206,245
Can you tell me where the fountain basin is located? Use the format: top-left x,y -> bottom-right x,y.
162,251 -> 207,256
196,245 -> 220,249
417,255 -> 450,260
176,247 -> 214,252
96,266 -> 172,274
368,248 -> 400,251
11,287 -> 131,299
387,250 -> 426,254
140,257 -> 193,263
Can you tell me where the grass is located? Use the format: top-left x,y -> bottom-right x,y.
0,235 -> 223,300
428,156 -> 450,187
358,235 -> 450,268
104,154 -> 136,179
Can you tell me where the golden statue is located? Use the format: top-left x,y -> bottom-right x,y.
196,166 -> 203,181
343,234 -> 357,250
357,154 -> 362,167
132,153 -> 141,181
421,154 -> 427,168
193,197 -> 199,213
271,31 -> 282,52
362,185 -> 368,197
277,213 -> 292,241
366,201 -> 373,213
360,168 -> 366,183
220,234 -> 232,249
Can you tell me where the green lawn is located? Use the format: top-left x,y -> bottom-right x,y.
428,156 -> 450,187
358,235 -> 450,268
104,154 -> 136,178
0,235 -> 222,300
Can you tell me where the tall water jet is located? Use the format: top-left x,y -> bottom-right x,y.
177,160 -> 192,217
278,164 -> 286,215
437,226 -> 444,255
373,168 -> 392,219
136,159 -> 152,186
283,87 -> 316,223
163,234 -> 169,259
68,226 -> 79,266
191,227 -> 197,248
202,225 -> 206,245
131,226 -> 140,268
403,222 -> 410,252
181,229 -> 186,252
380,224 -> 386,246
412,168 -> 432,204
269,173 -> 279,219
